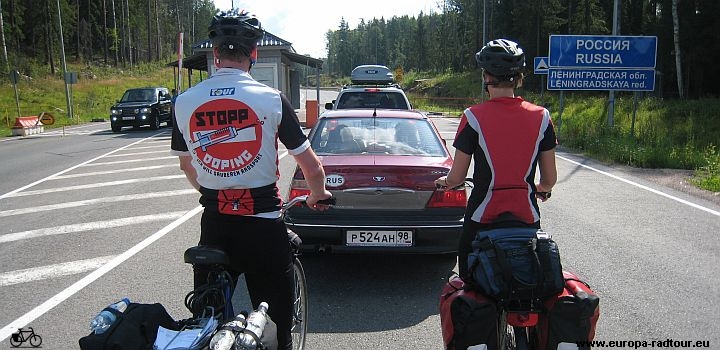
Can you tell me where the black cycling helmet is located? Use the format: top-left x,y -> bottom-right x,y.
208,9 -> 264,51
475,39 -> 526,77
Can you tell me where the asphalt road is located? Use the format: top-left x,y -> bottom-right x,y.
0,112 -> 718,349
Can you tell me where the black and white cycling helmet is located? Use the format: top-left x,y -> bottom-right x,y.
475,39 -> 526,77
208,9 -> 264,51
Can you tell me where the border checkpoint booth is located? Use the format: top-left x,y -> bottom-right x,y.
167,31 -> 324,113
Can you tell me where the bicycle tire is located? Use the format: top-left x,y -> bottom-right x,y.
291,257 -> 308,350
513,327 -> 530,350
29,334 -> 42,347
498,311 -> 516,350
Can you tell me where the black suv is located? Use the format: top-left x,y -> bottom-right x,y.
110,87 -> 172,132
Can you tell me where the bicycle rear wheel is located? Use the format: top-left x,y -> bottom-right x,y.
29,334 -> 42,347
291,257 -> 308,350
498,311 -> 516,350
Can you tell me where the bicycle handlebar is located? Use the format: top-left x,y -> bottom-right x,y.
435,177 -> 552,200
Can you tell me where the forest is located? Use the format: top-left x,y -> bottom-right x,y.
1,0 -> 718,98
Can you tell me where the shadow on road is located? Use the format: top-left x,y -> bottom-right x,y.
300,253 -> 457,333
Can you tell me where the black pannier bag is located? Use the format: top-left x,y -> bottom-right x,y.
467,228 -> 564,301
537,271 -> 601,349
440,275 -> 498,350
79,302 -> 179,350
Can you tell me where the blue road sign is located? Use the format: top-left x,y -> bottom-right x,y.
549,35 -> 657,69
534,57 -> 549,75
547,68 -> 655,91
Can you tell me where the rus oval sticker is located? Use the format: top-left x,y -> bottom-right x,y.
325,174 -> 345,187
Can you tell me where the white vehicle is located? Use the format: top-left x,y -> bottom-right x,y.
324,65 -> 412,110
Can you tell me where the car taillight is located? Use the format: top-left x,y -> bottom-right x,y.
426,189 -> 467,208
289,179 -> 311,205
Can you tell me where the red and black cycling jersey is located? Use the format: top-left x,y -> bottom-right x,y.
171,68 -> 310,216
454,96 -> 557,225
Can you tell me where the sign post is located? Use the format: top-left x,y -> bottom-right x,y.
10,70 -> 21,118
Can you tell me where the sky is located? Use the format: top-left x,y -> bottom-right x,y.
212,0 -> 441,58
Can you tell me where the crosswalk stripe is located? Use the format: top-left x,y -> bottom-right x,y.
0,256 -> 115,287
122,144 -> 169,150
0,212 -> 186,243
104,150 -> 170,157
0,190 -> 197,217
79,156 -> 176,166
6,175 -> 185,197
49,164 -> 178,179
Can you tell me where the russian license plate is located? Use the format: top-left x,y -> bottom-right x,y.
346,230 -> 413,247
122,116 -> 135,120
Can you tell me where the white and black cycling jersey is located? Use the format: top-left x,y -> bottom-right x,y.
171,68 -> 309,216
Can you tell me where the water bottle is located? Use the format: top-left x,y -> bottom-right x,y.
209,313 -> 247,350
234,302 -> 269,350
89,298 -> 130,334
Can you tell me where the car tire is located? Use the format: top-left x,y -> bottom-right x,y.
150,115 -> 160,130
111,125 -> 121,133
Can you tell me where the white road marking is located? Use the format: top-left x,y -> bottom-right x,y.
104,149 -> 170,157
49,164 -> 178,179
5,175 -> 185,197
0,190 -> 197,217
557,154 -> 719,217
0,212 -> 187,243
0,256 -> 115,287
0,133 -> 166,200
0,205 -> 204,342
79,156 -> 176,166
142,138 -> 172,144
122,144 -> 170,150
0,143 -> 290,342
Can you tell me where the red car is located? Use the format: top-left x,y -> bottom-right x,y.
286,109 -> 466,254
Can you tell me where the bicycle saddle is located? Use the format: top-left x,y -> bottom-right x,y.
184,246 -> 230,266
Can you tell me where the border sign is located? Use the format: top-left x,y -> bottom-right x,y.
549,35 -> 657,69
548,35 -> 657,91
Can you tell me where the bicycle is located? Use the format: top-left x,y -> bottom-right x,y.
183,195 -> 334,350
437,178 -> 551,350
10,327 -> 42,348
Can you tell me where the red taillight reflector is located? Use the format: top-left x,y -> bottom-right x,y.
507,312 -> 539,327
288,179 -> 310,206
426,189 -> 467,208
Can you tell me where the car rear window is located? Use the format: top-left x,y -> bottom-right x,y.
336,92 -> 409,109
311,117 -> 446,156
121,89 -> 157,103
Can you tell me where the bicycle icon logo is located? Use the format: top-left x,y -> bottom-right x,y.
9,327 -> 42,348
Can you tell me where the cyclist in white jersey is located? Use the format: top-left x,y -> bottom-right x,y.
170,9 -> 331,350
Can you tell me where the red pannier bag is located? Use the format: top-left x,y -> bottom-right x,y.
440,275 -> 498,350
537,271 -> 600,350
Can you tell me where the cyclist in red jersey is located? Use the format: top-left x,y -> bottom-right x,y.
435,39 -> 558,278
170,9 -> 331,350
